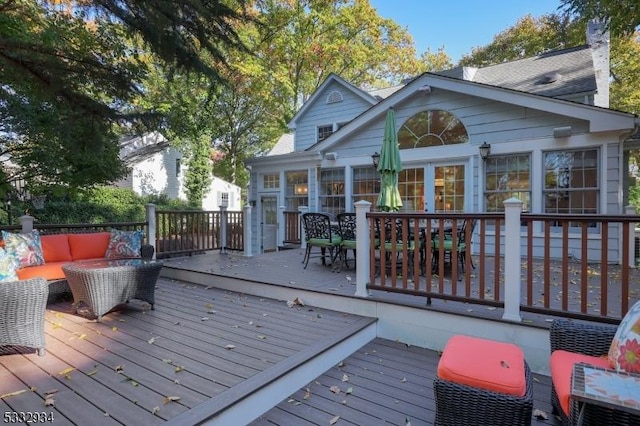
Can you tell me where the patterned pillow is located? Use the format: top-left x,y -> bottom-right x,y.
608,300 -> 640,373
1,229 -> 45,268
0,247 -> 18,282
105,229 -> 144,259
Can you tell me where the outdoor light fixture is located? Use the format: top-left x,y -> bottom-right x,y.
479,142 -> 491,161
371,151 -> 380,168
325,152 -> 338,161
553,126 -> 572,138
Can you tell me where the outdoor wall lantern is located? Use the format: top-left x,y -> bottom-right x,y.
479,142 -> 491,161
371,151 -> 380,168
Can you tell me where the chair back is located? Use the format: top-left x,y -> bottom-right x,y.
302,213 -> 334,241
457,219 -> 477,246
337,213 -> 357,241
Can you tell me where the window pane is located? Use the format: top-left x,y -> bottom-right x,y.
484,154 -> 531,212
543,149 -> 598,217
285,171 -> 308,210
398,110 -> 468,149
319,168 -> 345,218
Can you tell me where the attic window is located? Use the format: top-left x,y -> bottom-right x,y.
539,72 -> 562,84
326,90 -> 344,104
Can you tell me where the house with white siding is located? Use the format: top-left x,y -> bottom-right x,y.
116,132 -> 241,211
245,22 -> 639,256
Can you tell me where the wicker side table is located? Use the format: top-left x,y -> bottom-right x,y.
62,259 -> 162,321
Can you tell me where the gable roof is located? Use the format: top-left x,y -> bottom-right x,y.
437,46 -> 597,98
119,132 -> 170,166
311,71 -> 637,153
287,73 -> 379,129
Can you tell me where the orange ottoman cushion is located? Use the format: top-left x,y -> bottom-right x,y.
549,350 -> 610,416
437,335 -> 527,397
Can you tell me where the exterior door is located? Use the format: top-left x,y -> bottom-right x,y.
433,165 -> 465,212
260,195 -> 278,252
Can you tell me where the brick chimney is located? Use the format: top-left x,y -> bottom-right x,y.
587,19 -> 610,108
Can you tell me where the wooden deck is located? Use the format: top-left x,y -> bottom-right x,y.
252,338 -> 559,426
0,278 -> 375,425
0,249 -> 565,425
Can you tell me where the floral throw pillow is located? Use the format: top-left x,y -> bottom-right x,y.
105,229 -> 144,259
0,247 -> 18,282
1,229 -> 45,268
608,300 -> 640,373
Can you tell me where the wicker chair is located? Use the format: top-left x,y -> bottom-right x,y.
0,277 -> 49,356
549,319 -> 640,425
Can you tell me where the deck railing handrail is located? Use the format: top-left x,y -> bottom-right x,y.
353,200 -> 639,324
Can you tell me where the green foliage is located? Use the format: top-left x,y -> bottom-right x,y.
560,0 -> 640,36
184,136 -> 213,207
6,187 -> 194,226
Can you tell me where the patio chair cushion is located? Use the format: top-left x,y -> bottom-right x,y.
607,300 -> 640,373
68,232 -> 111,260
0,248 -> 18,282
105,229 -> 144,259
342,239 -> 357,250
2,229 -> 45,268
549,349 -> 610,416
437,335 -> 527,397
308,235 -> 342,247
40,234 -> 73,263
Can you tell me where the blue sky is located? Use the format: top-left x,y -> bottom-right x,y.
369,0 -> 563,62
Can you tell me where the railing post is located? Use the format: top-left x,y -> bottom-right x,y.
146,203 -> 157,259
503,198 -> 523,322
243,203 -> 253,257
299,206 -> 309,250
220,205 -> 228,254
626,205 -> 636,268
19,215 -> 34,233
278,205 -> 285,248
355,200 -> 372,298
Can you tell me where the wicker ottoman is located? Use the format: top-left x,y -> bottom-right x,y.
433,335 -> 533,426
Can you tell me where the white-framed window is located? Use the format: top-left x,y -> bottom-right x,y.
263,173 -> 279,189
285,171 -> 308,210
319,168 -> 345,218
175,158 -> 181,177
317,125 -> 334,142
217,192 -> 229,208
484,153 -> 531,212
543,148 -> 598,224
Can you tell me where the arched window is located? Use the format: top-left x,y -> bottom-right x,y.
397,110 -> 468,149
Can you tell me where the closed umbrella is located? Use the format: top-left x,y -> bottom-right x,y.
376,108 -> 403,212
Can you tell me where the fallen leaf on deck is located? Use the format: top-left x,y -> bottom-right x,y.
59,367 -> 76,379
225,344 -> 236,350
486,307 -> 496,311
286,297 -> 304,308
162,359 -> 172,363
329,415 -> 340,425
87,369 -> 98,376
162,396 -> 180,404
115,365 -> 124,373
175,366 -> 184,373
342,374 -> 349,382
257,335 -> 267,340
401,377 -> 407,383
152,406 -> 160,415
111,326 -> 118,331
44,397 -> 55,406
345,387 -> 353,394
330,385 -> 340,394
148,337 -> 156,344
533,408 -> 548,420
304,388 -> 311,400
0,389 -> 27,399
201,317 -> 209,321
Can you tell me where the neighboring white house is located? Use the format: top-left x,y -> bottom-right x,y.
245,22 -> 640,257
115,132 -> 241,211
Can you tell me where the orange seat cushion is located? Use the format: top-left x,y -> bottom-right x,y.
68,232 -> 110,260
549,350 -> 610,416
17,262 -> 66,281
437,335 -> 527,397
40,234 -> 72,263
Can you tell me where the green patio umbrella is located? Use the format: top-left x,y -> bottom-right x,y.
376,108 -> 403,212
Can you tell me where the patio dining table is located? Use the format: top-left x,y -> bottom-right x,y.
62,259 -> 163,321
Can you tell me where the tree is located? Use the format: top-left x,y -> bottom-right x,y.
184,135 -> 213,207
560,0 -> 640,36
252,0 -> 423,123
0,0 -> 251,191
419,47 -> 453,72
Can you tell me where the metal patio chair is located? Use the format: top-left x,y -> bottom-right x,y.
301,212 -> 342,269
